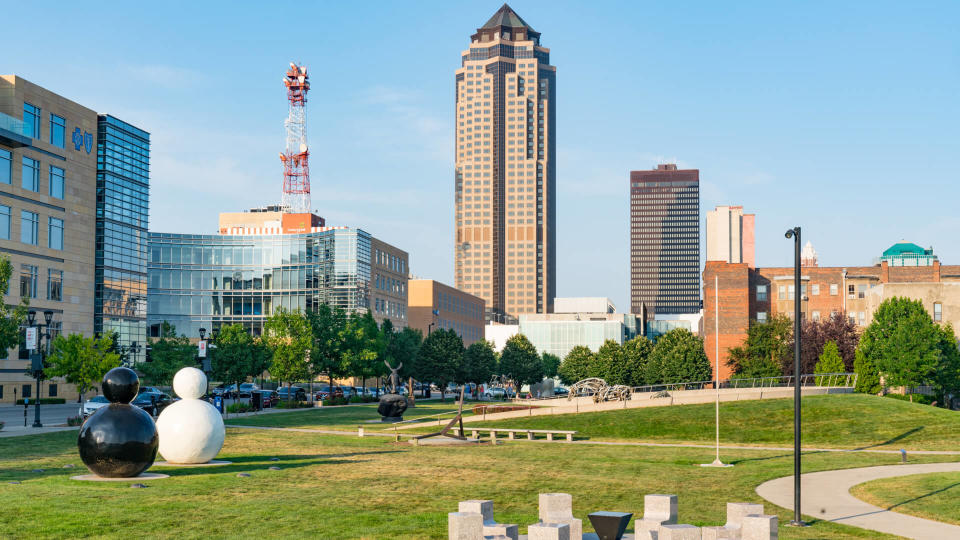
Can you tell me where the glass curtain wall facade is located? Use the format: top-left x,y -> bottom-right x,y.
147,229 -> 372,337
96,115 -> 149,363
520,315 -> 640,359
630,165 -> 701,316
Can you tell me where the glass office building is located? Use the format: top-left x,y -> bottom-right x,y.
519,313 -> 641,359
147,228 -> 378,337
95,115 -> 149,363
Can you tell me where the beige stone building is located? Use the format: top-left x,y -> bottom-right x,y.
408,279 -> 485,346
454,4 -> 556,322
0,76 -> 99,403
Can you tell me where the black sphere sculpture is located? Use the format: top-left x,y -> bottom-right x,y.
378,393 -> 408,422
78,367 -> 159,478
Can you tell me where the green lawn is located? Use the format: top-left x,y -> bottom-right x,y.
2,428 -> 957,539
851,471 -> 960,526
223,400 -> 478,431
460,394 -> 960,450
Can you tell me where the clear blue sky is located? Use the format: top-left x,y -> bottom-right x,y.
6,1 -> 958,312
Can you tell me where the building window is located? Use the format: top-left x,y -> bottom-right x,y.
22,157 -> 40,191
848,284 -> 856,299
756,285 -> 768,301
0,148 -> 10,184
20,210 -> 38,245
756,311 -> 768,323
934,302 -> 942,322
848,312 -> 857,325
788,285 -> 795,300
830,283 -> 838,296
857,284 -> 867,299
47,269 -> 62,301
0,205 -> 9,240
23,103 -> 40,138
49,166 -> 64,199
858,311 -> 866,326
22,384 -> 31,399
49,114 -> 65,148
48,383 -> 58,397
19,264 -> 38,298
812,311 -> 820,321
48,217 -> 63,250
811,284 -> 820,296
778,285 -> 786,300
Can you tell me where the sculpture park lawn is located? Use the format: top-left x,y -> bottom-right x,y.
459,393 -> 960,451
1,427 -> 959,539
850,471 -> 960,526
222,400 -> 481,431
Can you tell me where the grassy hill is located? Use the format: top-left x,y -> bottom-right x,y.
469,394 -> 960,450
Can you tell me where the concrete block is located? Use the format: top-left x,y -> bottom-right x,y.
643,494 -> 678,524
742,515 -> 777,540
539,493 -> 573,522
658,524 -> 701,540
459,500 -> 494,523
484,523 -> 518,540
701,526 -> 734,540
528,522 -> 570,540
448,512 -> 483,540
527,431 -> 534,440
725,503 -> 764,532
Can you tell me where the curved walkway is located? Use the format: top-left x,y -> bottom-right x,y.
756,462 -> 960,539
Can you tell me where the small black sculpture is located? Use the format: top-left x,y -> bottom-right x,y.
377,393 -> 408,422
78,367 -> 159,478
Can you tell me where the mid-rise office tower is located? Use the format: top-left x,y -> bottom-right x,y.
630,164 -> 701,316
454,4 -> 556,322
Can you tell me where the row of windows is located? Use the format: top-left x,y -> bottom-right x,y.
16,264 -> 62,301
0,206 -> 62,249
0,383 -> 60,400
0,153 -> 65,199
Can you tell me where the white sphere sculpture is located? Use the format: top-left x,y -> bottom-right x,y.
156,367 -> 225,464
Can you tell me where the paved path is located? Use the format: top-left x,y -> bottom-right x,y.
756,462 -> 960,540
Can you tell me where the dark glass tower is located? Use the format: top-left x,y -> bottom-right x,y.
95,115 -> 149,364
630,164 -> 700,316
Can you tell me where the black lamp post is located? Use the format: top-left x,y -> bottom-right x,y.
198,327 -> 212,398
27,309 -> 55,428
785,227 -> 805,527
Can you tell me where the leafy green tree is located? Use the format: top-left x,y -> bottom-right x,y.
858,297 -> 941,392
558,345 -> 594,385
140,322 -> 196,386
264,308 -> 312,401
798,312 -> 860,373
384,326 -> 423,396
814,341 -> 845,386
726,314 -> 793,377
853,348 -> 881,394
646,328 -> 711,384
499,334 -> 544,397
0,254 -> 28,359
341,311 -> 384,392
596,340 -> 630,385
461,340 -> 497,397
932,324 -> 960,407
541,352 -> 561,380
46,334 -> 121,406
727,345 -> 782,380
621,336 -> 654,386
417,329 -> 463,401
307,303 -> 348,399
212,324 -> 271,402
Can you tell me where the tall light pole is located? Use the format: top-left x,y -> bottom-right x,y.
27,310 -> 55,428
785,226 -> 806,527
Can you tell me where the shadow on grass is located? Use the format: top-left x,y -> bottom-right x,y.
881,481 -> 960,512
728,449 -> 829,465
853,426 -> 924,451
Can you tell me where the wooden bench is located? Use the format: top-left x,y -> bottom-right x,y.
450,427 -> 577,442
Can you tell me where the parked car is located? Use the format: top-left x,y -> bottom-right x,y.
223,383 -> 260,398
253,390 -> 279,408
483,387 -> 506,399
553,387 -> 569,396
276,386 -> 307,401
133,392 -> 173,416
82,395 -> 109,416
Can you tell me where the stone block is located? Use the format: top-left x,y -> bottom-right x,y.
484,523 -> 519,540
725,503 -> 764,533
539,493 -> 573,522
448,511 -> 483,540
643,494 -> 678,524
701,526 -> 734,540
459,500 -> 494,523
528,522 -> 570,540
741,515 -> 777,540
658,524 -> 701,540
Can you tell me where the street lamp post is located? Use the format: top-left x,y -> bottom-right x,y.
27,310 -> 55,428
785,226 -> 806,527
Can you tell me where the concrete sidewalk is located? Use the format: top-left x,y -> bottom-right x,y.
0,425 -> 78,438
756,462 -> 960,540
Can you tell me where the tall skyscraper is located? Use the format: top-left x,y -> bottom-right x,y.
706,205 -> 754,267
454,4 -> 556,322
630,164 -> 700,316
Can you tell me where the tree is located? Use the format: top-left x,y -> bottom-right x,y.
853,348 -> 881,394
212,324 -> 271,403
385,326 -> 423,396
797,312 -> 860,373
0,254 -> 28,359
620,336 -> 654,386
46,334 -> 121,407
858,297 -> 940,392
814,341 -> 845,386
932,323 -> 960,407
499,334 -> 544,397
647,328 -> 711,385
725,315 -> 792,377
139,322 -> 195,386
462,340 -> 497,397
417,329 -> 463,401
541,352 -> 561,380
728,345 -> 782,379
591,340 -> 621,383
558,346 -> 594,386
264,308 -> 312,402
307,303 -> 348,399
342,312 -> 384,393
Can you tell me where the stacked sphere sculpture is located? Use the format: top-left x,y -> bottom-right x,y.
156,367 -> 225,464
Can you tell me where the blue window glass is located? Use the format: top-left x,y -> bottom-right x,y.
49,114 -> 65,148
20,210 -> 38,245
23,103 -> 40,138
49,166 -> 64,199
0,149 -> 10,184
0,205 -> 9,239
21,157 -> 39,191
48,217 -> 64,250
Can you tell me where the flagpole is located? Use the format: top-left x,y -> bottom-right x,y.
702,273 -> 732,467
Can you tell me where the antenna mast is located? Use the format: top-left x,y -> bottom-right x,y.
280,62 -> 311,213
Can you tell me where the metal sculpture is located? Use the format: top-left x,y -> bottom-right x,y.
600,385 -> 633,402
412,386 -> 467,442
567,378 -> 632,403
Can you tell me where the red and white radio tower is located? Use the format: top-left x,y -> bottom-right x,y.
279,62 -> 311,214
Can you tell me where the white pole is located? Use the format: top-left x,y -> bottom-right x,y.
702,273 -> 731,467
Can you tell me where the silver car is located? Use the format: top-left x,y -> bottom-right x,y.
82,395 -> 109,416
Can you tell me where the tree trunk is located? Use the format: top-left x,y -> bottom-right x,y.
329,373 -> 335,404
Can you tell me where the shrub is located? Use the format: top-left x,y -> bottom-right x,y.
277,400 -> 311,409
322,396 -> 349,406
854,348 -> 881,394
66,416 -> 84,426
348,395 -> 364,404
16,398 -> 66,405
814,341 -> 846,385
227,402 -> 253,414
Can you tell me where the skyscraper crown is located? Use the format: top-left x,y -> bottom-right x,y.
473,4 -> 540,43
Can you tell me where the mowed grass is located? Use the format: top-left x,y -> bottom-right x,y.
463,394 -> 960,450
851,471 -> 960,526
224,400 -> 479,431
1,428 -> 959,539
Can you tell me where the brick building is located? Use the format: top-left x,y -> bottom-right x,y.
704,244 -> 960,379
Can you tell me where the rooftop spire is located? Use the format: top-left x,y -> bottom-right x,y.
473,3 -> 540,43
